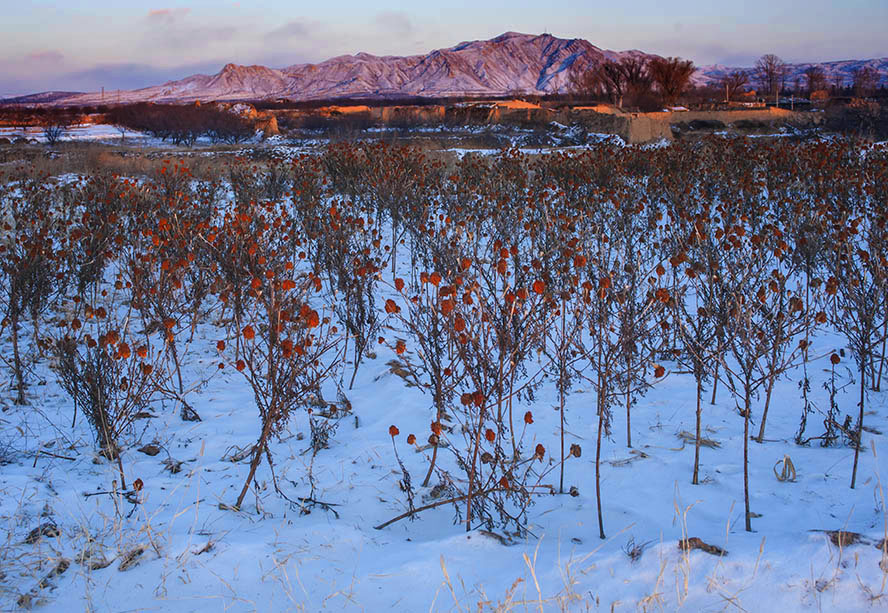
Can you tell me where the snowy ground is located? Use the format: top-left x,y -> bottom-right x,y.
0,121 -> 610,153
0,124 -> 152,145
1,296 -> 886,611
0,148 -> 887,612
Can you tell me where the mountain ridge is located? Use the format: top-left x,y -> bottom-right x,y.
4,32 -> 887,106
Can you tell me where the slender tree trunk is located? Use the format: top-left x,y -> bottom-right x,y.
465,406 -> 485,532
595,361 -> 606,540
559,307 -> 567,493
236,436 -> 265,510
169,338 -> 185,395
422,443 -> 438,488
423,396 -> 443,488
391,222 -> 397,275
851,356 -> 866,489
595,392 -> 605,539
756,372 -> 776,443
348,340 -> 361,390
876,319 -> 887,392
236,418 -> 273,510
757,291 -> 784,444
625,356 -> 632,448
798,279 -> 812,442
11,318 -> 25,405
744,384 -> 752,532
692,373 -> 702,485
710,330 -> 722,405
116,454 -> 127,490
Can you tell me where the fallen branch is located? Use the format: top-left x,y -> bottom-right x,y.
374,487 -> 502,531
31,449 -> 76,467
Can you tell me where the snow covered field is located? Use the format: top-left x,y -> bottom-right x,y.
0,140 -> 887,612
0,124 -> 151,145
4,330 -> 884,612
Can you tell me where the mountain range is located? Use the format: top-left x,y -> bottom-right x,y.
4,32 -> 887,106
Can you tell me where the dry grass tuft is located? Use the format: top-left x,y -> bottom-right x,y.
676,430 -> 721,448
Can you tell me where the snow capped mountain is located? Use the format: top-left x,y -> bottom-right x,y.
37,33 -> 657,105
274,31 -> 612,98
696,57 -> 888,90
7,33 -> 887,106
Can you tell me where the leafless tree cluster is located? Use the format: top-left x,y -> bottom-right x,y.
570,55 -> 695,109
109,103 -> 255,146
1,137 -> 886,540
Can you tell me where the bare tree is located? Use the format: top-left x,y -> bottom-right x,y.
597,61 -> 628,107
853,66 -> 878,98
649,57 -> 696,106
755,54 -> 788,97
568,69 -> 598,101
43,120 -> 68,146
719,71 -> 749,103
832,73 -> 845,93
569,58 -> 654,109
804,66 -> 826,97
620,57 -> 653,108
827,208 -> 888,489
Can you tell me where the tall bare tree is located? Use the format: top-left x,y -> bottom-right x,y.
597,61 -> 629,107
649,57 -> 696,106
620,57 -> 653,108
719,71 -> 749,103
755,54 -> 788,97
804,66 -> 826,96
852,66 -> 878,98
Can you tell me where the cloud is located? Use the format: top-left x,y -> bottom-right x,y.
268,20 -> 319,40
374,11 -> 413,37
146,8 -> 190,24
2,59 -> 227,95
140,8 -> 239,52
25,50 -> 65,65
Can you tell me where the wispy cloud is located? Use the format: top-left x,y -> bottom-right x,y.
374,11 -> 413,37
140,8 -> 238,52
0,59 -> 228,95
267,19 -> 320,40
24,50 -> 65,64
146,8 -> 191,24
